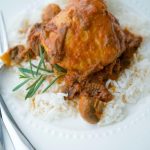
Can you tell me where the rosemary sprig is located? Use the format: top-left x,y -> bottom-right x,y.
36,58 -> 43,75
42,75 -> 64,93
29,58 -> 34,77
13,45 -> 67,100
13,78 -> 31,91
19,68 -> 39,76
25,76 -> 46,100
26,75 -> 43,90
53,64 -> 67,73
31,63 -> 53,73
19,74 -> 29,79
36,45 -> 45,75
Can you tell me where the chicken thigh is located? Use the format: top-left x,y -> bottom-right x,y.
41,0 -> 126,75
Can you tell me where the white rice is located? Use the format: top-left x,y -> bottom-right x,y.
1,0 -> 150,125
12,59 -> 78,121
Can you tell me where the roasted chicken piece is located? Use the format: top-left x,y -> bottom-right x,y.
41,0 -> 126,75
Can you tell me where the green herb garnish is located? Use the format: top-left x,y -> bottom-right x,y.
13,78 -> 31,91
31,63 -> 53,73
25,76 -> 46,100
53,64 -> 67,73
19,68 -> 39,76
29,58 -> 34,77
42,75 -> 64,93
13,45 -> 67,100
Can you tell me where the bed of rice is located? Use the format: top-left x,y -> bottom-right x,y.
3,0 -> 150,126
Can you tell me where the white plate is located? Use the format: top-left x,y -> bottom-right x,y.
0,0 -> 150,150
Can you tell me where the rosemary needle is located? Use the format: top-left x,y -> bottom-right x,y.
19,68 -> 39,76
13,78 -> 31,91
36,58 -> 43,75
25,76 -> 45,100
26,75 -> 43,90
19,74 -> 29,79
53,64 -> 67,73
29,58 -> 34,77
31,63 -> 53,73
42,75 -> 64,93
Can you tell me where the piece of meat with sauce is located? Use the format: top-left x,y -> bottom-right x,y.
42,4 -> 61,22
27,4 -> 62,59
0,4 -> 61,65
0,45 -> 35,65
27,23 -> 43,56
41,0 -> 126,73
79,93 -> 106,124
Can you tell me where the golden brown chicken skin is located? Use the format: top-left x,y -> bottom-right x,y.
41,0 -> 126,75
